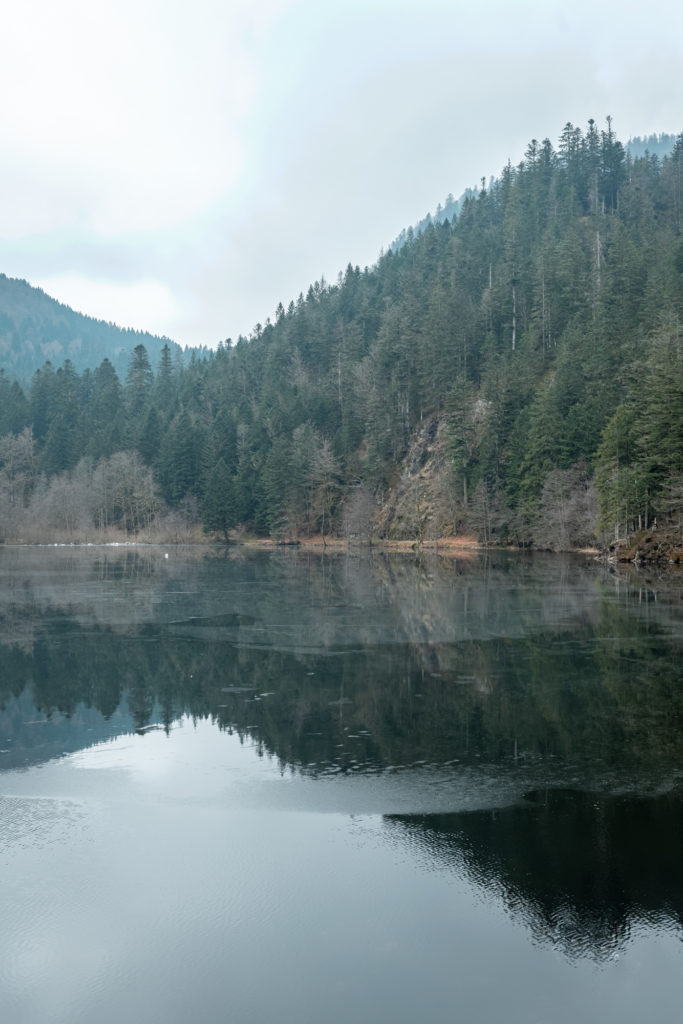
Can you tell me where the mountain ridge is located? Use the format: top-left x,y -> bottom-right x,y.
0,273 -> 181,380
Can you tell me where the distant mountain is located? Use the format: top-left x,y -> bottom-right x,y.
626,133 -> 677,159
0,273 -> 181,380
390,187 -> 476,252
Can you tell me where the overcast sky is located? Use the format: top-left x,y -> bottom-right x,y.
1,0 -> 682,348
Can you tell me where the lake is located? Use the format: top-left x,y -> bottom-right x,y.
0,545 -> 682,1023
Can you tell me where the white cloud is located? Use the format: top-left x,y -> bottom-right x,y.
0,0 -> 291,236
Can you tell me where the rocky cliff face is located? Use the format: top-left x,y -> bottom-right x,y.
375,415 -> 461,540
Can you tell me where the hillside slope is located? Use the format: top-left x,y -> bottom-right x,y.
0,274 -> 179,379
0,118 -> 682,553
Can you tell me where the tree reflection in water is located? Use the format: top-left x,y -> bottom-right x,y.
386,787 -> 683,961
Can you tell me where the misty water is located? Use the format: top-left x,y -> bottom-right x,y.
1,546 -> 682,1024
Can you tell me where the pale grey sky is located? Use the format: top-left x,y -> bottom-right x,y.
1,0 -> 682,347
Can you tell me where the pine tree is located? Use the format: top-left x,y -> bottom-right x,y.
124,344 -> 154,445
202,457 -> 237,542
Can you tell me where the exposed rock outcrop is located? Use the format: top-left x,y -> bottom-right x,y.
609,528 -> 683,566
375,415 -> 462,541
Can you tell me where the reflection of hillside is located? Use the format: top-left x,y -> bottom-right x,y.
1,547 -> 682,778
2,545 -> 677,651
0,545 -> 627,649
385,787 -> 683,961
0,545 -> 206,644
0,689 -> 134,769
1,576 -> 682,780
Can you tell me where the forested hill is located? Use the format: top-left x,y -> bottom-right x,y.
391,132 -> 677,256
626,133 -> 678,160
390,187 -> 476,252
0,274 -> 180,380
1,118 -> 682,552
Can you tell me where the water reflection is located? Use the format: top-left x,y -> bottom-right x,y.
1,548 -> 681,784
1,545 -> 682,970
386,787 -> 683,962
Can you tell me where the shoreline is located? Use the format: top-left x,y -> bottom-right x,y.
0,533 -> 600,558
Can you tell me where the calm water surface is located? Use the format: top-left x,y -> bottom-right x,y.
0,546 -> 682,1023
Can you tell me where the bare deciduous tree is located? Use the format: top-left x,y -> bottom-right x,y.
533,462 -> 597,550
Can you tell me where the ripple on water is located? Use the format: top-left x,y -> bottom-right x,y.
0,795 -> 93,1011
0,795 -> 86,853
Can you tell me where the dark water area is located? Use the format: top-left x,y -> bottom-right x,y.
0,546 -> 682,1023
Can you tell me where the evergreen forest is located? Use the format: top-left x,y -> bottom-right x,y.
0,274 -> 181,380
1,118 -> 682,550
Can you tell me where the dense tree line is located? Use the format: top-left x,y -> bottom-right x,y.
1,118 -> 682,546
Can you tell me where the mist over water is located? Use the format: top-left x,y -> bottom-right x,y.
1,547 -> 682,1023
